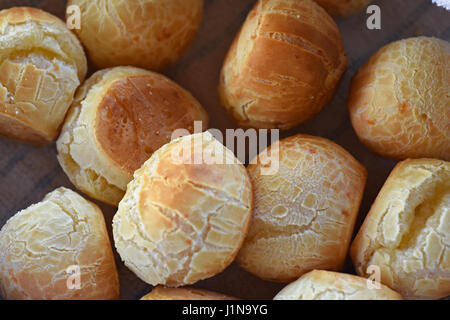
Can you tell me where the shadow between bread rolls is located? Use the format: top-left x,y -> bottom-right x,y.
112,132 -> 253,287
218,0 -> 347,130
314,0 -> 372,17
0,7 -> 87,144
56,66 -> 208,206
237,134 -> 367,283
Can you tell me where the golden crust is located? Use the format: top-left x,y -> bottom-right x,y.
274,270 -> 403,300
218,0 -> 347,130
348,37 -> 450,161
140,286 -> 239,300
314,0 -> 371,17
237,134 -> 367,282
113,132 -> 253,287
0,7 -> 87,144
56,66 -> 208,206
350,159 -> 450,300
0,188 -> 120,300
68,0 -> 203,70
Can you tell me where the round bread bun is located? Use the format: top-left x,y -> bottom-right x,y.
67,0 -> 203,71
237,134 -> 367,282
348,37 -> 450,161
0,7 -> 87,144
351,159 -> 450,300
218,0 -> 347,130
56,66 -> 208,206
140,286 -> 239,300
113,131 -> 253,287
314,0 -> 371,17
0,187 -> 119,300
274,270 -> 403,300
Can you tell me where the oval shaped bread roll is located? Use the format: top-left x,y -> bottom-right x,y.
351,159 -> 450,300
0,188 -> 119,300
140,286 -> 239,300
0,7 -> 87,144
56,66 -> 208,206
219,0 -> 347,130
314,0 -> 371,17
68,0 -> 203,71
274,270 -> 403,300
348,37 -> 450,161
113,132 -> 252,287
237,134 -> 367,282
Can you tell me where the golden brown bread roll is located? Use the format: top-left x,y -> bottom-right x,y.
113,132 -> 253,287
0,7 -> 87,144
218,0 -> 347,130
274,270 -> 403,300
68,0 -> 203,71
348,37 -> 450,161
140,286 -> 239,300
351,159 -> 450,300
237,134 -> 367,282
314,0 -> 371,17
0,188 -> 119,300
56,66 -> 208,206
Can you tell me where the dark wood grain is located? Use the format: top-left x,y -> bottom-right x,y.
0,0 -> 448,300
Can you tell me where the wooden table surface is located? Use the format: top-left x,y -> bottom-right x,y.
0,0 -> 449,299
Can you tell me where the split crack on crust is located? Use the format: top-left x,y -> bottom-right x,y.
355,162 -> 450,298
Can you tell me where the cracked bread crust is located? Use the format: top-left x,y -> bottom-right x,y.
237,134 -> 367,282
113,132 -> 253,287
351,159 -> 450,299
274,270 -> 403,300
0,187 -> 119,300
0,7 -> 87,144
68,0 -> 203,71
348,37 -> 450,161
56,66 -> 208,206
314,0 -> 371,17
140,286 -> 239,300
218,0 -> 347,130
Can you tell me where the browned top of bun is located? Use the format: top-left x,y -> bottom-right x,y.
95,74 -> 208,174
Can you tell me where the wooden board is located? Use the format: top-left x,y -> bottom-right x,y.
0,0 -> 449,300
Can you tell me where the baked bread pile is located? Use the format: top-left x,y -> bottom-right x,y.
0,0 -> 448,300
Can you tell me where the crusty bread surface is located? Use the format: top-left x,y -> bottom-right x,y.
237,134 -> 367,282
219,0 -> 347,130
113,132 -> 253,287
57,66 -> 208,206
0,7 -> 87,144
351,159 -> 450,299
0,187 -> 120,300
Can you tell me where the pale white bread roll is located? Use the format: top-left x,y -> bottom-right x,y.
0,187 -> 119,300
274,270 -> 403,300
237,134 -> 367,282
140,286 -> 239,300
351,159 -> 450,300
0,7 -> 87,144
219,0 -> 347,130
56,66 -> 208,206
348,37 -> 450,161
314,0 -> 371,17
113,132 -> 253,287
67,0 -> 203,71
